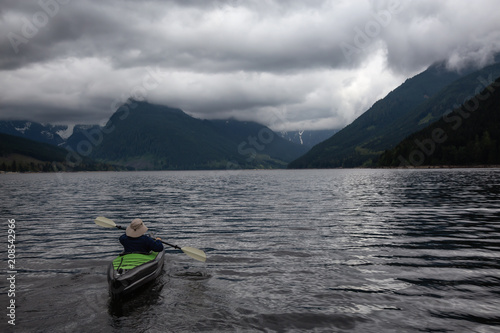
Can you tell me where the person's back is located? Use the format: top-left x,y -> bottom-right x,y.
120,218 -> 164,254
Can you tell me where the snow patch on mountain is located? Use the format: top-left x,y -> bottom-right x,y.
56,125 -> 74,140
15,122 -> 32,134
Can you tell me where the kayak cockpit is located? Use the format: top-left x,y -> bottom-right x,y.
107,251 -> 165,299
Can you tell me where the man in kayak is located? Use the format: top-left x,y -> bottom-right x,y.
119,218 -> 164,254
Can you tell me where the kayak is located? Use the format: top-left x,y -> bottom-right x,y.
107,250 -> 165,298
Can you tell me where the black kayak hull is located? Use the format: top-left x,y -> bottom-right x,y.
107,251 -> 165,298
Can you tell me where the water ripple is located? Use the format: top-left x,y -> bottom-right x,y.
1,169 -> 500,332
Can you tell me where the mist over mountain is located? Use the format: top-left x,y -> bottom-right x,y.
288,60 -> 500,168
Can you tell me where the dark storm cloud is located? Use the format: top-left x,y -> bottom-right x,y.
1,0 -> 499,129
0,0 -> 374,72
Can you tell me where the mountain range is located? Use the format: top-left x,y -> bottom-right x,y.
79,102 -> 312,169
0,120 -> 67,146
0,102 -> 325,170
2,58 -> 500,171
288,60 -> 500,168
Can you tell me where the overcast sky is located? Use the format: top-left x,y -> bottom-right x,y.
1,0 -> 499,131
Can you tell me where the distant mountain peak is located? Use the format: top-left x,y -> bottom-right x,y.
0,120 -> 66,146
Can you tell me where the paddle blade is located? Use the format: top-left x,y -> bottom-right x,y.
94,216 -> 117,228
181,247 -> 207,262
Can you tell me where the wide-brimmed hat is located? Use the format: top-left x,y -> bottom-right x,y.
126,218 -> 148,238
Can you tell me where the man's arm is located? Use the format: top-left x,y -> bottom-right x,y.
147,236 -> 164,252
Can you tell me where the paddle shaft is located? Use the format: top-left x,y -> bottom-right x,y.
159,240 -> 181,250
114,225 -> 181,250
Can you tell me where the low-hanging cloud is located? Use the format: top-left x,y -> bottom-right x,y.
1,0 -> 499,130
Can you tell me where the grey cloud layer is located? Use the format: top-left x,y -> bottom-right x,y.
1,0 -> 499,129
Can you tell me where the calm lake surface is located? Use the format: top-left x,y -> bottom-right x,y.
1,168 -> 500,332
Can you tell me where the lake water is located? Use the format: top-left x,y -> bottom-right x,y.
1,168 -> 500,332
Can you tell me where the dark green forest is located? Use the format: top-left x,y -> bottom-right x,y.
0,133 -> 124,173
378,77 -> 500,167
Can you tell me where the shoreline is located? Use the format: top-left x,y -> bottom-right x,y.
2,165 -> 500,174
377,164 -> 500,170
